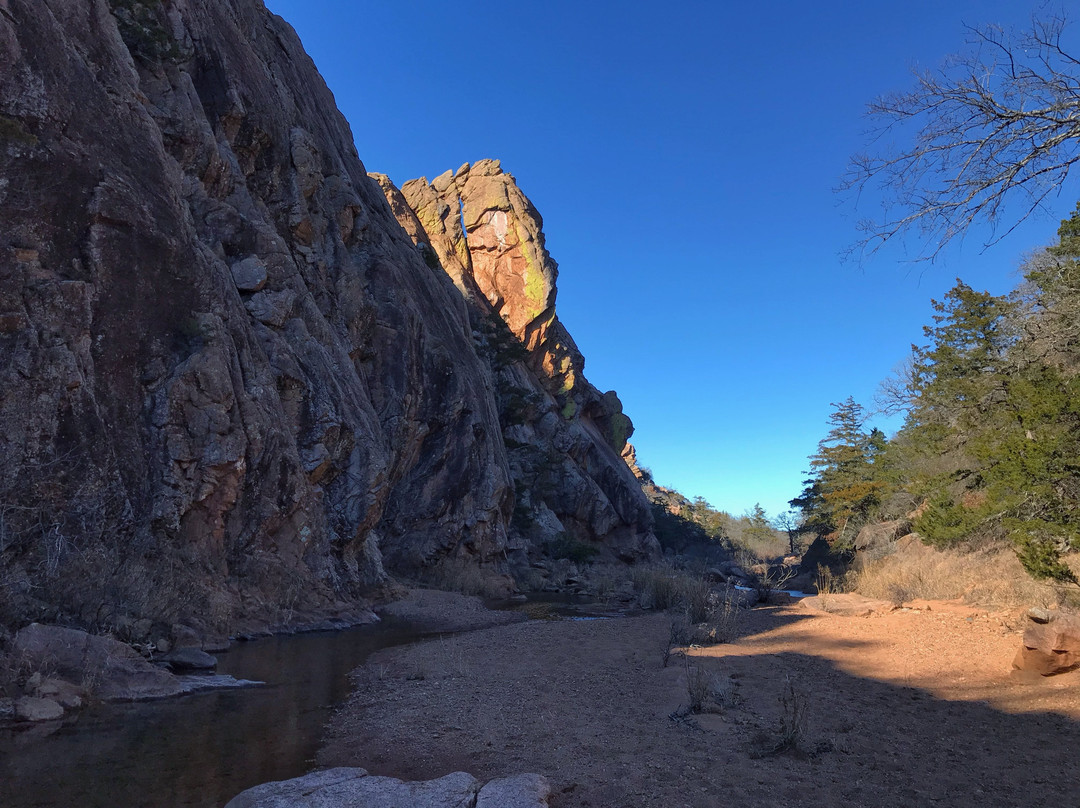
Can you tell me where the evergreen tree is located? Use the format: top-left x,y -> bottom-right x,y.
793,398 -> 885,548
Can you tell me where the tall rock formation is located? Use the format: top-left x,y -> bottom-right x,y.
0,0 -> 655,638
374,163 -> 655,564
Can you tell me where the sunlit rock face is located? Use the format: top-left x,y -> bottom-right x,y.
374,164 -> 658,566
0,0 -> 655,636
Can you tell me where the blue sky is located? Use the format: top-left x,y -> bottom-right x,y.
264,0 -> 1077,519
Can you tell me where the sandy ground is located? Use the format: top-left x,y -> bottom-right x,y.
320,595 -> 1080,808
375,589 -> 528,633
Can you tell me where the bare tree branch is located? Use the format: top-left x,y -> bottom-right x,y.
843,14 -> 1080,262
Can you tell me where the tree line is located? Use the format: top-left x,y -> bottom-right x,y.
793,204 -> 1080,584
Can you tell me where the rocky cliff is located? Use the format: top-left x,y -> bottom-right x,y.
0,0 -> 655,639
374,162 -> 656,565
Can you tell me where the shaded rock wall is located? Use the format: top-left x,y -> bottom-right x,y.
0,0 -> 654,636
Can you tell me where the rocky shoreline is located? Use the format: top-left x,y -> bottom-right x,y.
0,590 -> 513,728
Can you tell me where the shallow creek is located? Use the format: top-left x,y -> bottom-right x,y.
0,596 -> 612,808
0,617 -> 435,808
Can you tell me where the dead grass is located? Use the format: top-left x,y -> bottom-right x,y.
424,559 -> 512,599
632,563 -> 715,619
853,538 -> 1080,610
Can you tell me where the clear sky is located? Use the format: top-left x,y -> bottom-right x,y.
264,0 -> 1078,519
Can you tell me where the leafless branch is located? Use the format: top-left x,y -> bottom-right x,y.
843,14 -> 1080,262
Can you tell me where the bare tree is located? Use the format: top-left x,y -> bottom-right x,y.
874,354 -> 917,416
844,14 -> 1080,261
773,509 -> 803,556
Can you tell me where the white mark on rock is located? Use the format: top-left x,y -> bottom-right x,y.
490,210 -> 508,248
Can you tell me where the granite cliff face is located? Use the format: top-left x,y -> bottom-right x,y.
0,0 -> 655,638
374,163 -> 655,565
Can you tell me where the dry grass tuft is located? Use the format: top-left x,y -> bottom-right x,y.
425,559 -> 511,599
776,675 -> 808,751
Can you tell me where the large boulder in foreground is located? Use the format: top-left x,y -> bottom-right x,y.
224,768 -> 550,808
1013,610 -> 1080,676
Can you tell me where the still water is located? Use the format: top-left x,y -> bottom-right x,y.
0,618 -> 430,808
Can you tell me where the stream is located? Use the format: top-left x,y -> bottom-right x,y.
0,617 -> 435,808
0,596 -> 616,808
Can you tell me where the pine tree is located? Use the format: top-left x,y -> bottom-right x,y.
793,398 -> 885,548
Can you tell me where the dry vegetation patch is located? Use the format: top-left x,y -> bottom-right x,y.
852,535 -> 1080,610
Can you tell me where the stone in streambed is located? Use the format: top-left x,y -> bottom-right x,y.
225,768 -> 482,808
477,774 -> 551,808
157,647 -> 217,671
13,624 -> 185,701
14,696 -> 64,722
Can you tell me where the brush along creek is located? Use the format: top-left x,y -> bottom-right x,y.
3,588 -> 1080,807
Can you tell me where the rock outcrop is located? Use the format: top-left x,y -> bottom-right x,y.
374,163 -> 657,566
7,623 -> 258,717
0,0 -> 655,638
853,519 -> 913,568
1013,610 -> 1080,676
225,768 -> 550,808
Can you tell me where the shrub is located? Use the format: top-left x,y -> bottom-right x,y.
679,575 -> 713,624
852,538 -> 1079,609
685,660 -> 712,714
776,675 -> 808,751
752,564 -> 795,604
426,558 -> 510,599
632,564 -> 682,611
545,533 -> 600,565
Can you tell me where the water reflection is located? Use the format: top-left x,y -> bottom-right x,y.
0,619 -> 425,808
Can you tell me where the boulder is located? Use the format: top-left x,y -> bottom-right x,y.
854,520 -> 913,563
226,769 -> 552,808
13,624 -> 185,701
157,648 -> 217,672
230,257 -> 268,291
728,587 -> 759,609
476,774 -> 551,808
14,696 -> 64,722
33,678 -> 85,709
800,593 -> 893,617
1012,611 -> 1080,676
225,768 -> 481,808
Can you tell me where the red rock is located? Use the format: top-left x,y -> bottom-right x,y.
1012,611 -> 1080,676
